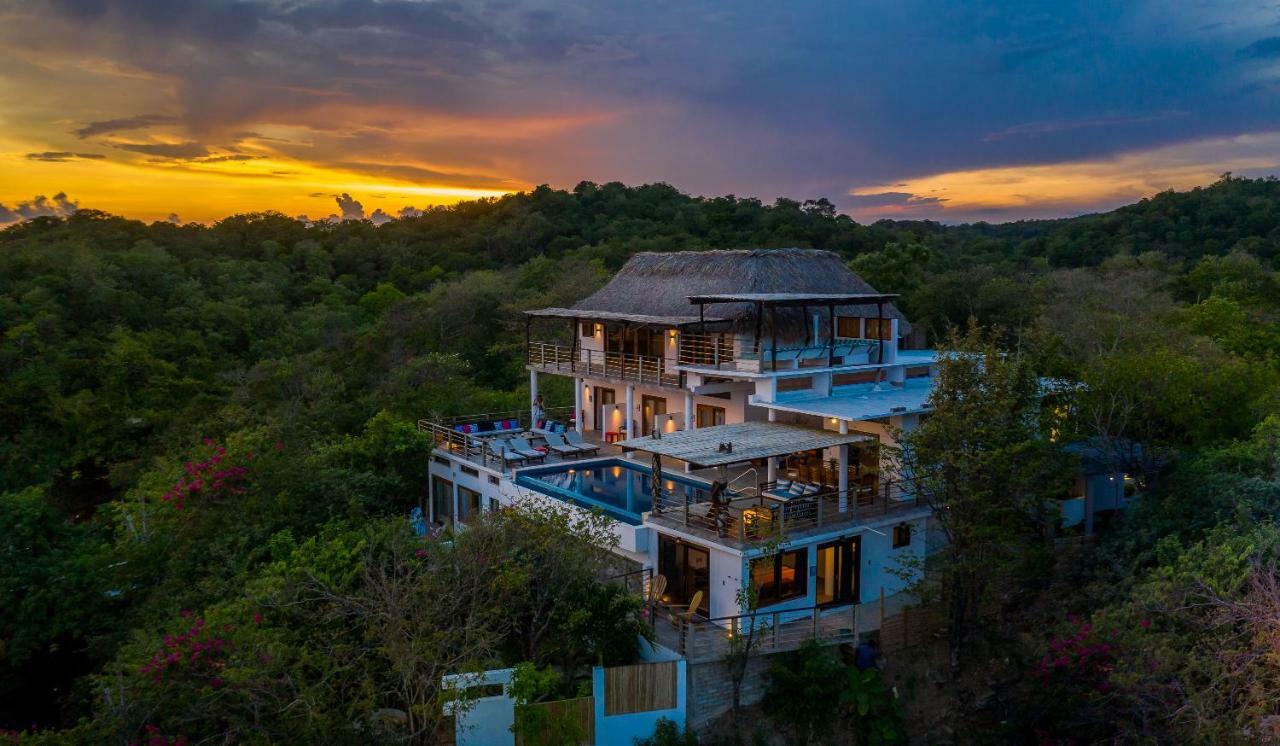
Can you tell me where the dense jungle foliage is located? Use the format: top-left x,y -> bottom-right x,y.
3,174 -> 1279,742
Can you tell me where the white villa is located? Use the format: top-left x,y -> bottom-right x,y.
423,249 -> 937,645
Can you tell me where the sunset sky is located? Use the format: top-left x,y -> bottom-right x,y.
2,0 -> 1279,225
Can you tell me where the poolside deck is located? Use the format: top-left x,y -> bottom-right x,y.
429,427 -> 626,476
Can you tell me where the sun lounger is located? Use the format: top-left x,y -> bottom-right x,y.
508,438 -> 547,463
490,440 -> 529,466
543,432 -> 586,458
564,431 -> 600,456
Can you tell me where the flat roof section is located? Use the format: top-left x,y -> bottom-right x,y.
761,377 -> 936,422
617,421 -> 874,467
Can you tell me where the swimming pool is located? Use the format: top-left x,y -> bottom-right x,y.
515,458 -> 713,525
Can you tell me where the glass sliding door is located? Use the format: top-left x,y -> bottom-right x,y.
658,535 -> 710,616
641,395 -> 667,436
816,536 -> 861,606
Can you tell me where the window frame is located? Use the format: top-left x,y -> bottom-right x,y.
750,548 -> 809,607
892,523 -> 912,549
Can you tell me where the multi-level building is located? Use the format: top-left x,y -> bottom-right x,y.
423,249 -> 937,643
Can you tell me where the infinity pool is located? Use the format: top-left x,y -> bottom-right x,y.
515,459 -> 713,525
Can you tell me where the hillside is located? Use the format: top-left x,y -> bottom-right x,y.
2,175 -> 1279,741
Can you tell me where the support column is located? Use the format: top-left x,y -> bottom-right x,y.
838,420 -> 849,513
574,377 -> 584,433
529,369 -> 539,425
451,480 -> 460,530
684,390 -> 695,472
767,408 -> 778,482
625,384 -> 635,440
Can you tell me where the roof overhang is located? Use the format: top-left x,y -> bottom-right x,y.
686,292 -> 899,307
525,307 -> 726,327
617,421 -> 874,467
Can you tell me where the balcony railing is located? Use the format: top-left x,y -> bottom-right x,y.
526,342 -> 682,388
677,333 -> 884,373
418,405 -> 576,471
647,478 -> 921,548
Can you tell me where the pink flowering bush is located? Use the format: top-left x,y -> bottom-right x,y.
1036,615 -> 1118,693
133,724 -> 188,746
137,612 -> 229,686
161,438 -> 253,509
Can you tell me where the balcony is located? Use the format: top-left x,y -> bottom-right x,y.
645,478 -> 923,550
526,342 -> 682,388
419,406 -> 621,475
678,332 -> 884,374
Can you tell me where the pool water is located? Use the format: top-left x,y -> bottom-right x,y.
516,459 -> 712,525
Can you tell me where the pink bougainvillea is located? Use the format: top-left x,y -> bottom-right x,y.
132,724 -> 188,746
1036,615 -> 1119,693
161,439 -> 253,509
138,617 -> 228,684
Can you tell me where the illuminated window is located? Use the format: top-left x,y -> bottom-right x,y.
836,316 -> 860,338
750,548 -> 808,606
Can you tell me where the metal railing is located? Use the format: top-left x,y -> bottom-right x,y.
677,332 -> 736,369
658,602 -> 864,661
418,405 -> 575,471
647,478 -> 921,548
526,342 -> 682,387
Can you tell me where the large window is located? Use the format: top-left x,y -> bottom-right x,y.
836,316 -> 861,338
696,404 -> 726,428
864,318 -> 893,340
431,476 -> 454,523
750,548 -> 808,606
457,486 -> 482,523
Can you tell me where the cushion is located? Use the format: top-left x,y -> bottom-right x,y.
477,421 -> 495,433
802,484 -> 821,496
505,419 -> 518,430
774,479 -> 792,492
453,424 -> 466,433
536,419 -> 546,430
789,482 -> 807,496
461,424 -> 475,434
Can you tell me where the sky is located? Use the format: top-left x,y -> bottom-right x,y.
1,0 -> 1280,226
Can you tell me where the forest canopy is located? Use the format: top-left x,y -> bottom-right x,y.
2,174 -> 1279,742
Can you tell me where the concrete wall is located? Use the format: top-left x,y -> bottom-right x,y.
686,655 -> 773,729
592,660 -> 688,745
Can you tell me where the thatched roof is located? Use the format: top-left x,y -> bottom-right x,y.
561,249 -> 912,335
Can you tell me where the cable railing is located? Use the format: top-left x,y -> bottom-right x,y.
678,334 -> 884,373
526,342 -> 682,388
677,332 -> 735,369
418,405 -> 576,472
658,602 -> 864,661
647,478 -> 921,547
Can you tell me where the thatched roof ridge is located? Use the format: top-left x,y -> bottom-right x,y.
567,248 -> 912,334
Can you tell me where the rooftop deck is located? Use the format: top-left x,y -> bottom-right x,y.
420,408 -> 625,475
646,477 -> 927,550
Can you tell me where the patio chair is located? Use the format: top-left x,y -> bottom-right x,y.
490,439 -> 528,467
564,431 -> 600,457
647,574 -> 668,608
543,432 -> 585,458
508,438 -> 547,463
668,591 -> 703,625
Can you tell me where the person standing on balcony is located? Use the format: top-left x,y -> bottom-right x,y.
532,394 -> 546,426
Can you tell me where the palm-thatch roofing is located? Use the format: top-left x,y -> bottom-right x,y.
531,249 -> 911,335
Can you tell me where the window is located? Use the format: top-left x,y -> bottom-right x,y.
581,321 -> 594,337
431,476 -> 454,522
458,486 -> 482,523
750,548 -> 808,606
864,318 -> 893,340
832,370 -> 879,386
892,523 -> 912,549
432,455 -> 451,466
836,316 -> 860,338
487,475 -> 500,486
696,404 -> 726,428
489,497 -> 500,511
460,465 -> 479,478
777,376 -> 813,393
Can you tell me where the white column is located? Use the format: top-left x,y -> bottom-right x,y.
625,384 -> 635,440
684,391 -> 694,431
574,377 -> 584,433
529,369 -> 539,424
766,408 -> 778,482
451,480 -> 460,529
838,420 -> 849,513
